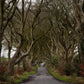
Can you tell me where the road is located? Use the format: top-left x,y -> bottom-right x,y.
20,67 -> 73,84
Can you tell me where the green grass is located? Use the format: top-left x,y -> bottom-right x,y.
14,66 -> 37,84
50,71 -> 75,82
49,68 -> 84,84
14,79 -> 23,84
1,57 -> 8,62
33,66 -> 37,71
14,71 -> 36,84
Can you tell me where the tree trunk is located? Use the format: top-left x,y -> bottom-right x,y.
0,0 -> 1,64
80,24 -> 84,63
29,58 -> 32,68
27,59 -> 32,71
23,58 -> 27,71
0,32 -> 3,64
8,61 -> 15,75
18,63 -> 20,71
0,0 -> 4,65
65,49 -> 69,64
81,38 -> 84,63
73,0 -> 84,63
27,55 -> 33,71
78,35 -> 84,63
8,46 -> 11,62
8,46 -> 21,75
8,0 -> 24,75
77,23 -> 84,63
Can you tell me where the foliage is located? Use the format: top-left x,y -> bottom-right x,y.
14,71 -> 36,84
57,66 -> 65,75
64,64 -> 74,76
33,66 -> 37,71
49,68 -> 84,84
79,64 -> 84,77
0,63 -> 8,81
14,69 -> 24,75
51,56 -> 58,68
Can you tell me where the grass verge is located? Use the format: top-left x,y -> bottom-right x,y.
48,68 -> 84,84
14,67 -> 37,84
14,71 -> 36,84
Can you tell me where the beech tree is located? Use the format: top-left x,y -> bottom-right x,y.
8,0 -> 46,75
0,0 -> 84,78
0,0 -> 18,64
73,0 -> 84,63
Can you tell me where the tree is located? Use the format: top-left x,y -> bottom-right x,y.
8,0 -> 45,75
0,0 -> 18,64
73,0 -> 84,63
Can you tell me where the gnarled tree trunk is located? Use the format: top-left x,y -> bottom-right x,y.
0,32 -> 3,64
23,58 -> 27,71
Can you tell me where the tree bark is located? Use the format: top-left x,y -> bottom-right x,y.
73,0 -> 84,63
81,38 -> 84,63
27,57 -> 33,72
8,0 -> 24,75
0,0 -> 17,64
78,35 -> 84,63
0,32 -> 3,64
23,58 -> 27,71
8,61 -> 15,75
65,49 -> 69,64
18,63 -> 20,71
8,46 -> 11,62
0,0 -> 4,64
8,42 -> 22,75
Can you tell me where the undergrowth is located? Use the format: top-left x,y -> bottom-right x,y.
49,68 -> 84,84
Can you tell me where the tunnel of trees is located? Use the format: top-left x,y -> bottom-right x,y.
0,0 -> 84,83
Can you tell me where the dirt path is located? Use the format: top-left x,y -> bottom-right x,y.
20,67 -> 73,84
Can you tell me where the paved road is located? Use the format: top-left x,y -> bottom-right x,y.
20,67 -> 73,84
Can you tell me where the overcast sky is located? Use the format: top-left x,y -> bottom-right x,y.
17,0 -> 36,9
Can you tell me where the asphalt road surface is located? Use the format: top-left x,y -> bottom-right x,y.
20,67 -> 73,84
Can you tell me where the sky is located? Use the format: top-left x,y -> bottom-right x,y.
1,45 -> 16,58
18,0 -> 36,9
